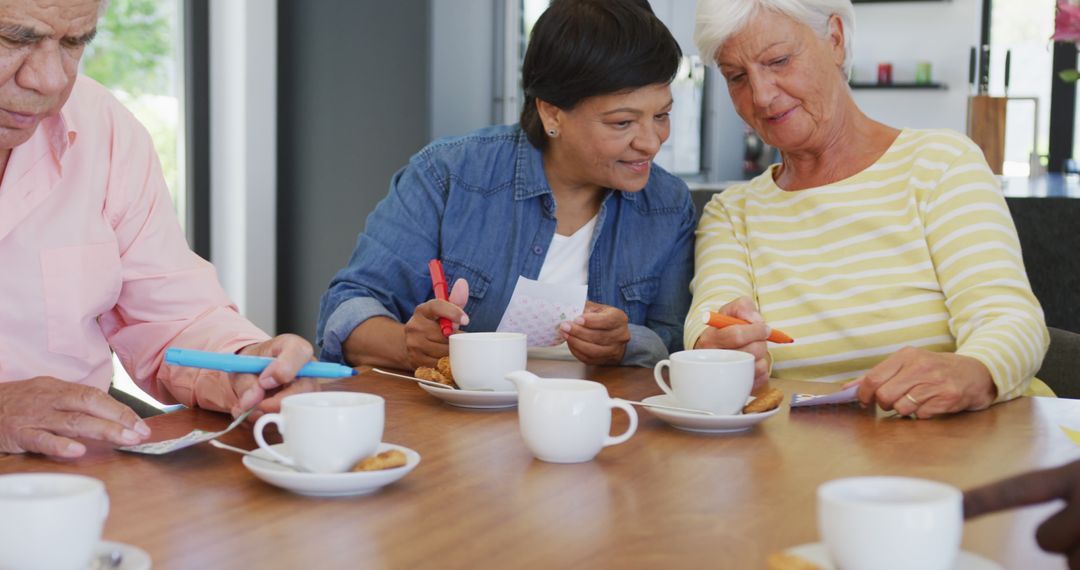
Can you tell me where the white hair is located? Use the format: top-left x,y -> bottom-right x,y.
694,0 -> 855,78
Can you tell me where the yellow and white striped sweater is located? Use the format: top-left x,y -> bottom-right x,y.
685,129 -> 1049,402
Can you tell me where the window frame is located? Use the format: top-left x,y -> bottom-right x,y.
184,0 -> 211,258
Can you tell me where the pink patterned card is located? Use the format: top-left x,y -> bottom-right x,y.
496,276 -> 587,347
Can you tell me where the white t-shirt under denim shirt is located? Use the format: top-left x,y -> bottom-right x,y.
528,215 -> 598,361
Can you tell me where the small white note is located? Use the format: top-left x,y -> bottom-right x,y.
117,408 -> 253,455
789,385 -> 860,407
496,276 -> 587,347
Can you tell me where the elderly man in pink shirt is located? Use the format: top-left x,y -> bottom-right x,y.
0,0 -> 317,458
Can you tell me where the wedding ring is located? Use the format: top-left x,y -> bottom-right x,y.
905,393 -> 921,406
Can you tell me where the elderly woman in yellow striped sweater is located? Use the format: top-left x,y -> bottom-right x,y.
686,0 -> 1051,418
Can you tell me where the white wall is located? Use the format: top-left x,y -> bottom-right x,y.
209,0 -> 277,333
849,0 -> 982,132
430,0 -> 497,139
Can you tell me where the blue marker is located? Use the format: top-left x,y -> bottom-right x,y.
165,348 -> 357,379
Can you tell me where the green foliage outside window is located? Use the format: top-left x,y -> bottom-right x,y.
84,0 -> 173,96
81,0 -> 182,212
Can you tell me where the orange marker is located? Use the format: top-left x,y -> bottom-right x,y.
702,311 -> 794,344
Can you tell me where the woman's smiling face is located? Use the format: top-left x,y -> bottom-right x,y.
542,82 -> 673,193
716,8 -> 849,154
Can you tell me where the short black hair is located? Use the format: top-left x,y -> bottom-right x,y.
520,0 -> 682,150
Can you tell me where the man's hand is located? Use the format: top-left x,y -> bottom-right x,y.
559,301 -> 630,365
853,347 -> 997,419
403,279 -> 469,368
233,334 -> 319,419
0,377 -> 150,458
964,458 -> 1080,568
693,296 -> 771,389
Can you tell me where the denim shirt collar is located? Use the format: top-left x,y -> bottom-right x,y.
513,130 -> 551,202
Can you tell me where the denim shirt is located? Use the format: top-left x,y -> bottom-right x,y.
317,124 -> 695,367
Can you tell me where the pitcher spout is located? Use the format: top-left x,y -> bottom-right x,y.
504,370 -> 539,391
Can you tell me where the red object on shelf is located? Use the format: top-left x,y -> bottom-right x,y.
877,63 -> 893,85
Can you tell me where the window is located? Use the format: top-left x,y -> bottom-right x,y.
83,0 -> 186,227
987,0 -> 1056,177
83,0 -> 186,409
655,56 -> 705,177
523,0 -> 548,40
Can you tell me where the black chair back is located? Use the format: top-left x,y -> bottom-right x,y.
1038,327 -> 1080,399
1006,197 -> 1080,334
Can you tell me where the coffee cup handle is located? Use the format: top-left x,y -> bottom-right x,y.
603,399 -> 638,447
253,413 -> 296,466
653,359 -> 674,396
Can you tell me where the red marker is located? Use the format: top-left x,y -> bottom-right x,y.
428,259 -> 454,337
702,311 -> 794,344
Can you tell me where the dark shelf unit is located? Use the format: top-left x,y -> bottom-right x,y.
849,82 -> 948,90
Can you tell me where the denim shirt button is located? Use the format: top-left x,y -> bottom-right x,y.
542,197 -> 552,209
532,245 -> 543,255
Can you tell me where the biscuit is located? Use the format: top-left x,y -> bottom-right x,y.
764,552 -> 822,570
415,366 -> 452,385
351,449 -> 408,472
742,387 -> 784,414
436,356 -> 454,382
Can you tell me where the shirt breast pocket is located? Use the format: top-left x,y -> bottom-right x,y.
618,275 -> 660,325
441,258 -> 492,315
40,242 -> 122,359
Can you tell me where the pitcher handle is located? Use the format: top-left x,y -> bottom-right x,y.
604,398 -> 638,447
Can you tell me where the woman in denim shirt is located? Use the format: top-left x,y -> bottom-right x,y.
318,0 -> 695,369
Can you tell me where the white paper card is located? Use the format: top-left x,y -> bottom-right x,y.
117,408 -> 253,455
789,385 -> 860,407
496,276 -> 587,347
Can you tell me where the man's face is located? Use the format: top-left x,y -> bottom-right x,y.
0,0 -> 99,152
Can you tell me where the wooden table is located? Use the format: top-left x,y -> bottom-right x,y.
3,361 -> 1078,569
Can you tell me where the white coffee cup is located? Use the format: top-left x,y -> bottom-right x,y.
818,476 -> 962,570
653,349 -> 754,414
0,473 -> 110,570
254,391 -> 384,473
449,332 -> 527,391
507,371 -> 638,463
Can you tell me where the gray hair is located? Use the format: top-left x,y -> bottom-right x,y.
694,0 -> 855,78
98,0 -> 110,17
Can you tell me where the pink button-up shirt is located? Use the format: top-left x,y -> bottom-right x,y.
0,76 -> 268,412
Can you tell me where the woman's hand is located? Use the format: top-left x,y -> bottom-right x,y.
559,301 -> 630,365
403,279 -> 469,369
853,347 -> 997,418
693,296 -> 771,390
233,333 -> 319,419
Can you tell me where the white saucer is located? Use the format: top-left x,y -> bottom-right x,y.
641,394 -> 781,433
242,443 -> 420,497
92,541 -> 152,570
417,383 -> 518,409
785,543 -> 1002,570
